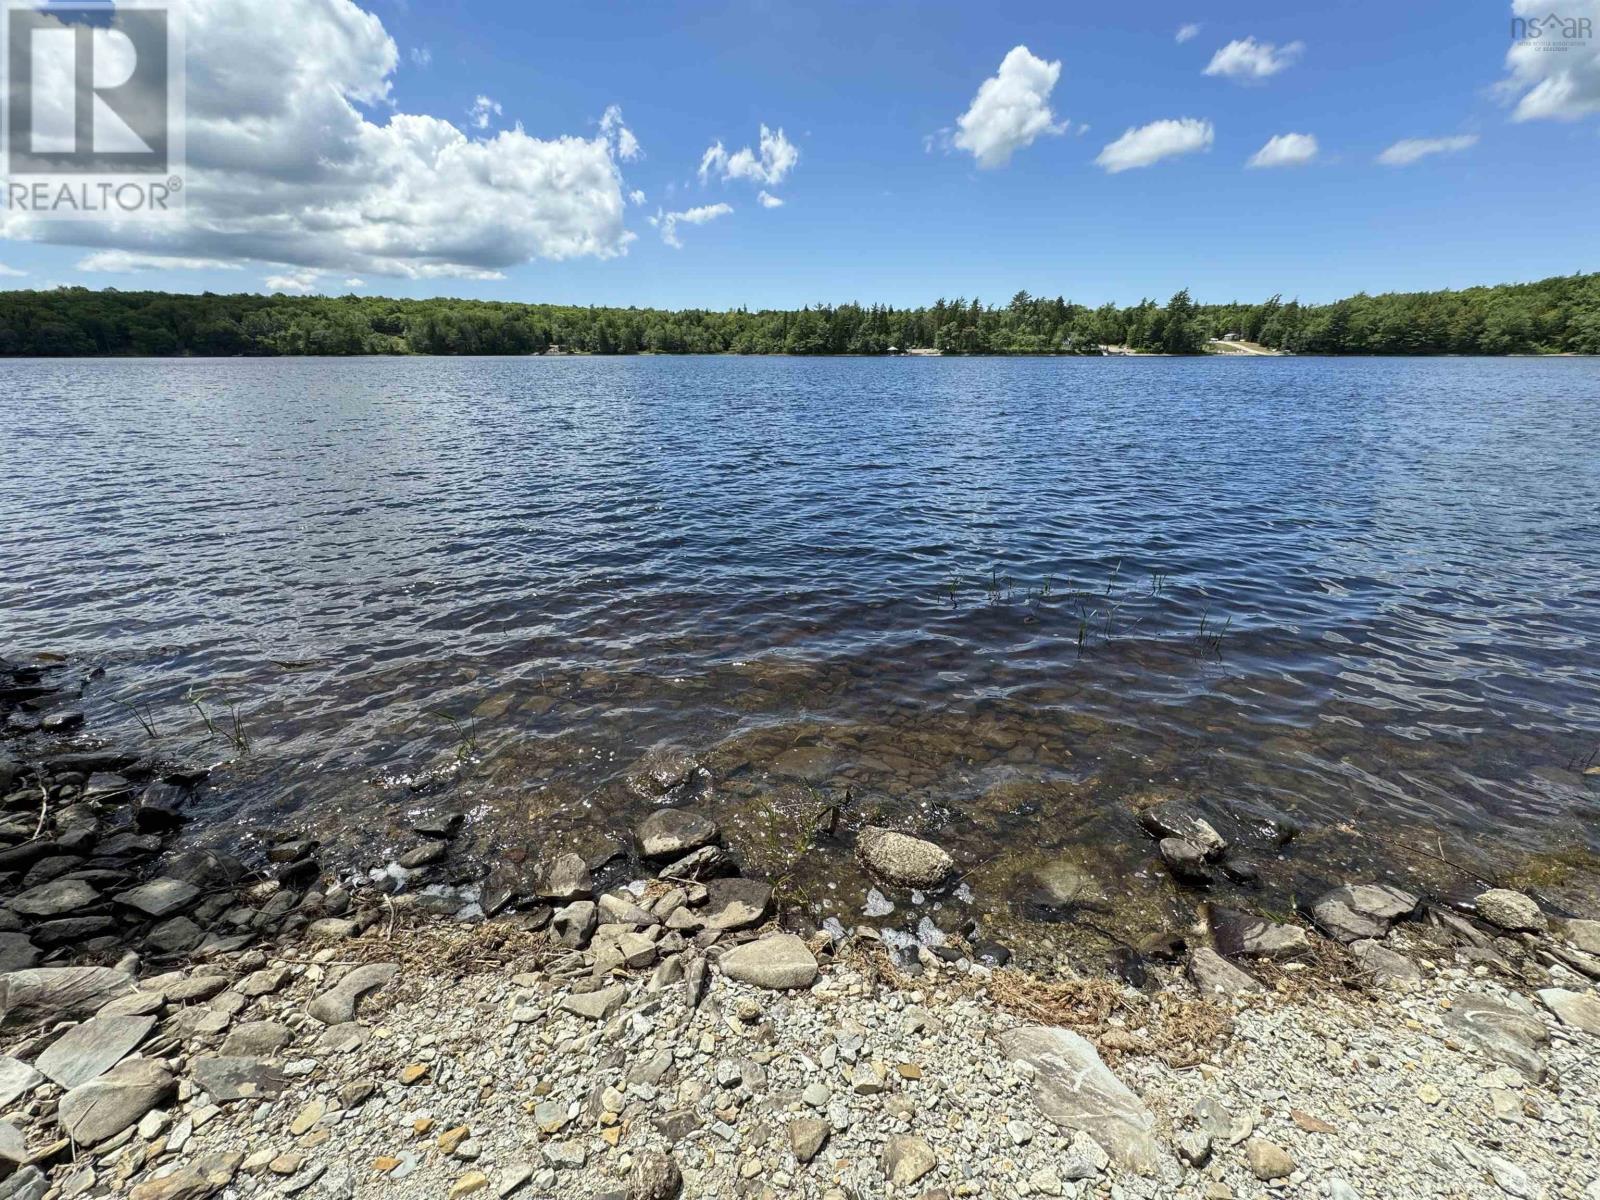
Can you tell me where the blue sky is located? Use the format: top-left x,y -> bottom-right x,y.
2,0 -> 1597,308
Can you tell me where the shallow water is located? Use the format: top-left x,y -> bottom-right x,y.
3,355 -> 1598,954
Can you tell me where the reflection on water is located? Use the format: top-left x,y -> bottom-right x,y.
2,355 -> 1598,955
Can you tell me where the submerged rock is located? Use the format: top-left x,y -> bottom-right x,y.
698,879 -> 772,932
1158,838 -> 1211,885
635,810 -> 719,860
1209,908 -> 1308,960
1137,802 -> 1226,859
856,827 -> 953,888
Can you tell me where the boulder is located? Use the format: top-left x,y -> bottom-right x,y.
189,1056 -> 287,1102
552,901 -> 598,949
1559,917 -> 1600,956
856,827 -> 953,888
0,967 -> 134,1030
718,934 -> 818,990
1136,802 -> 1226,858
634,810 -> 719,859
999,1025 -> 1167,1174
36,1013 -> 156,1088
1475,889 -> 1546,933
535,853 -> 593,902
1209,908 -> 1308,960
699,879 -> 772,932
57,1057 -> 173,1145
1311,884 -> 1419,944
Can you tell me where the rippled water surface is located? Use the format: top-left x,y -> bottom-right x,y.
3,355 -> 1599,949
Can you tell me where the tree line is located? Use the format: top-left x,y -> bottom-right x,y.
0,271 -> 1596,357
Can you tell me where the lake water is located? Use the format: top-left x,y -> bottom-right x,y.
3,355 -> 1598,958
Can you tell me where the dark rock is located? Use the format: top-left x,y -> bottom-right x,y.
552,901 -> 598,949
481,862 -> 530,917
653,1109 -> 702,1144
93,833 -> 163,859
536,853 -> 592,901
1209,907 -> 1309,959
657,845 -> 736,882
144,916 -> 205,955
19,856 -> 84,888
266,839 -> 315,864
396,842 -> 446,869
116,878 -> 201,919
8,877 -> 99,919
1187,947 -> 1263,996
0,935 -> 38,974
135,783 -> 188,833
82,773 -> 134,800
972,939 -> 1012,966
40,711 -> 85,733
33,917 -> 118,948
45,751 -> 138,774
0,967 -> 133,1029
699,878 -> 772,932
189,1055 -> 287,1102
1157,838 -> 1211,884
413,811 -> 464,839
36,1013 -> 157,1088
1220,859 -> 1262,887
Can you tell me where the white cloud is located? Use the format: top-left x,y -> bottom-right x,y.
628,189 -> 647,206
0,263 -> 25,277
650,203 -> 733,249
0,0 -> 638,280
78,251 -> 244,272
468,95 -> 502,130
698,125 -> 799,186
1247,132 -> 1319,168
757,190 -> 784,208
344,277 -> 365,287
1500,0 -> 1600,121
600,105 -> 642,160
1176,23 -> 1202,44
950,45 -> 1066,168
1095,118 -> 1214,173
1203,37 -> 1305,82
264,270 -> 321,294
409,46 -> 431,68
1376,134 -> 1478,166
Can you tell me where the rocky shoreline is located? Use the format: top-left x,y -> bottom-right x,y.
3,654 -> 1600,1200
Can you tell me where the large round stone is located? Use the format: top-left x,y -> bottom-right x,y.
718,934 -> 818,989
855,826 -> 953,888
634,810 -> 719,859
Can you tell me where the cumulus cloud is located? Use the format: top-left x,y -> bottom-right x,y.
600,105 -> 642,160
629,189 -> 647,206
343,278 -> 365,287
468,95 -> 502,130
1376,134 -> 1479,166
698,125 -> 798,186
949,45 -> 1066,168
1176,23 -> 1202,44
650,203 -> 733,249
757,190 -> 784,208
264,270 -> 321,294
1500,0 -> 1600,121
1247,132 -> 1319,168
78,251 -> 244,272
0,263 -> 26,277
0,0 -> 639,280
1203,37 -> 1305,82
1095,118 -> 1214,173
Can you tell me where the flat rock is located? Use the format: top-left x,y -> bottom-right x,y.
306,962 -> 397,1025
1349,939 -> 1422,988
36,1014 -> 157,1088
1446,996 -> 1548,1081
559,984 -> 628,1022
1157,838 -> 1211,884
1137,801 -> 1226,858
1559,917 -> 1600,956
856,827 -> 953,888
8,878 -> 99,919
718,934 -> 818,989
1209,908 -> 1308,959
1186,948 -> 1262,996
0,1057 -> 42,1109
58,1057 -> 173,1145
1475,889 -> 1546,933
0,967 -> 134,1029
1536,987 -> 1600,1034
189,1055 -> 287,1102
999,1024 -> 1167,1175
220,1020 -> 292,1057
699,878 -> 772,932
115,879 -> 201,919
634,810 -> 719,859
1311,884 -> 1419,943
1028,857 -> 1104,907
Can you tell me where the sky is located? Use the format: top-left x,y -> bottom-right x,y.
1,0 -> 1597,308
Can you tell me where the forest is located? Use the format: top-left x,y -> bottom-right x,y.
0,271 -> 1596,357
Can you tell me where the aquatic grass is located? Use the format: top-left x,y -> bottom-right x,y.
426,708 -> 481,765
188,691 -> 250,753
123,700 -> 160,739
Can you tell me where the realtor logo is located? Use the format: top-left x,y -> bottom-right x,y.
2,1 -> 184,218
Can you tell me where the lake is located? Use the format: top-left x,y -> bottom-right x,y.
3,355 -> 1598,959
